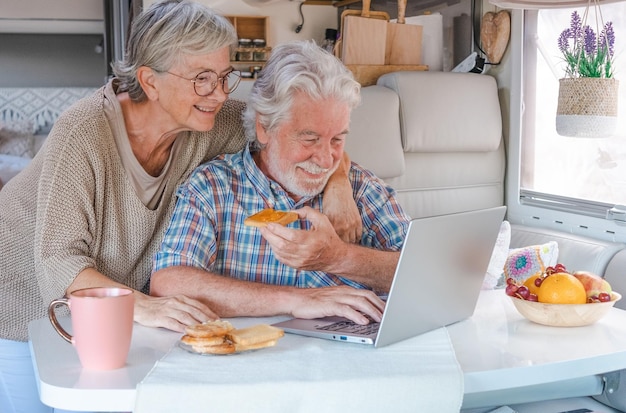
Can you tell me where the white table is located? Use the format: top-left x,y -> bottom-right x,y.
448,290 -> 626,408
29,290 -> 626,411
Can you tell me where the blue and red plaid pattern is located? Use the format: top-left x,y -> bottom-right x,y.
153,147 -> 410,289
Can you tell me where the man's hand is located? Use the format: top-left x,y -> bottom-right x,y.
259,207 -> 397,292
322,152 -> 362,243
259,207 -> 345,273
289,285 -> 385,325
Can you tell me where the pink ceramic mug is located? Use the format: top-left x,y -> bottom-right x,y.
48,287 -> 134,370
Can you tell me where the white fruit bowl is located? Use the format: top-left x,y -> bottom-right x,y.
510,292 -> 622,327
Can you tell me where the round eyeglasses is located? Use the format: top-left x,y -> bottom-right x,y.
166,69 -> 242,96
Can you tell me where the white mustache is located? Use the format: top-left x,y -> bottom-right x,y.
297,162 -> 330,175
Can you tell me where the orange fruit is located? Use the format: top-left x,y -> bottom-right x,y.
537,272 -> 586,304
523,274 -> 542,296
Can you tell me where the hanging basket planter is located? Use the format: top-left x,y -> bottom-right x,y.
554,2 -> 619,138
556,77 -> 619,138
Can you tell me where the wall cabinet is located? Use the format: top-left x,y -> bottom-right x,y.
226,16 -> 269,42
226,15 -> 271,73
0,0 -> 103,34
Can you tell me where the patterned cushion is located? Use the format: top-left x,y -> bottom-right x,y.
504,241 -> 559,284
0,87 -> 95,134
0,120 -> 35,158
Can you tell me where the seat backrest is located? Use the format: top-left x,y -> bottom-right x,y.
345,71 -> 505,219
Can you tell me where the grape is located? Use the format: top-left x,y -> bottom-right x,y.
554,263 -> 567,273
516,285 -> 530,300
535,277 -> 543,287
598,292 -> 612,302
527,293 -> 538,302
505,283 -> 519,297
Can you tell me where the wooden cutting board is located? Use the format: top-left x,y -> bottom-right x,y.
340,0 -> 389,65
385,0 -> 423,65
342,16 -> 388,65
480,10 -> 510,64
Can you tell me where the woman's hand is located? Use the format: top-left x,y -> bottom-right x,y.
133,293 -> 220,333
322,152 -> 362,243
69,268 -> 219,333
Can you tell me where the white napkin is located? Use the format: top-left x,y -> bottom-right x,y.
134,319 -> 463,413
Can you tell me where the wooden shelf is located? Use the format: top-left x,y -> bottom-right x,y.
226,15 -> 271,66
333,0 -> 360,6
346,64 -> 428,86
303,1 -> 336,5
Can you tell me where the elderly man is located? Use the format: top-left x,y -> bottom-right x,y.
151,40 -> 410,325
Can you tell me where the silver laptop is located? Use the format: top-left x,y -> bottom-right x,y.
272,206 -> 506,348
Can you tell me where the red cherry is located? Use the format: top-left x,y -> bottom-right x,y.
516,285 -> 531,300
598,292 -> 612,302
505,283 -> 519,297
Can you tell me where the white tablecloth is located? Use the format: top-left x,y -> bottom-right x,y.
134,318 -> 463,413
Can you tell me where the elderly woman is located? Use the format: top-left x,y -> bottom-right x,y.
0,1 -> 358,412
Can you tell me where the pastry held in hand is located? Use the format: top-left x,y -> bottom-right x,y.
244,208 -> 298,227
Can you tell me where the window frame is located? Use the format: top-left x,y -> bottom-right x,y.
505,9 -> 626,243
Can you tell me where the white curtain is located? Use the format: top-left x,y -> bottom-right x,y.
489,0 -> 622,9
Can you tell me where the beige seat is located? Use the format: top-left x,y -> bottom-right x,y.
345,71 -> 505,219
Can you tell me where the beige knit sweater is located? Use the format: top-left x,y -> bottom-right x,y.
0,85 -> 247,341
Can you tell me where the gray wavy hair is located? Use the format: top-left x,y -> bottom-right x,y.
242,40 -> 361,148
112,0 -> 237,102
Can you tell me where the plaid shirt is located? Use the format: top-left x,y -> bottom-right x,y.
153,146 -> 410,289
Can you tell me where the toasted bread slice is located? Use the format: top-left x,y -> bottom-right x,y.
234,339 -> 279,352
227,324 -> 285,346
181,334 -> 227,347
244,209 -> 298,228
191,341 -> 236,355
185,320 -> 235,338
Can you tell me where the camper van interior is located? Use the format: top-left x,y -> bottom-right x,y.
2,0 -> 626,412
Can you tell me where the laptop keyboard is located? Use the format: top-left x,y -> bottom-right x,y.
317,319 -> 380,335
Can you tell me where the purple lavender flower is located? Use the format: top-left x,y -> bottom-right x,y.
557,9 -> 616,78
584,25 -> 596,55
558,29 -> 570,54
570,11 -> 582,42
600,21 -> 615,57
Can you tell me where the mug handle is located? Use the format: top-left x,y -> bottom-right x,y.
48,298 -> 73,344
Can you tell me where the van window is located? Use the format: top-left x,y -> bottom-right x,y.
516,2 -> 626,241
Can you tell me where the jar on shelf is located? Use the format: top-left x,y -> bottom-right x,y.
321,28 -> 337,54
252,39 -> 266,48
252,47 -> 271,62
236,48 -> 254,62
250,65 -> 263,78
